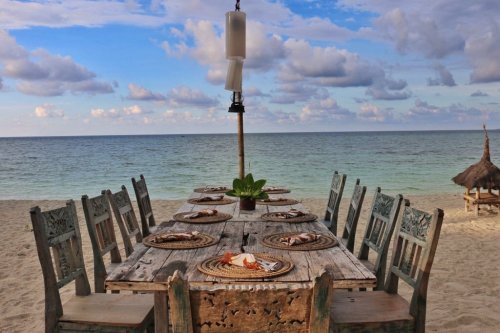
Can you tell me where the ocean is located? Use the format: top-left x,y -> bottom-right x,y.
0,131 -> 497,200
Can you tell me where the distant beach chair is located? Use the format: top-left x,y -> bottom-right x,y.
339,178 -> 367,253
105,186 -> 143,257
82,193 -> 123,293
357,188 -> 405,290
132,174 -> 157,237
30,201 -> 154,333
324,171 -> 347,235
331,206 -> 444,333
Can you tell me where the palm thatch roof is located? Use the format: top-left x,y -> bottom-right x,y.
452,125 -> 500,190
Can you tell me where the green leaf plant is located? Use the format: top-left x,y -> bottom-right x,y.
225,173 -> 269,200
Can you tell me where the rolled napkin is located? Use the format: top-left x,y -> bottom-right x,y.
203,186 -> 228,192
183,208 -> 218,219
261,197 -> 287,202
151,231 -> 200,243
275,209 -> 306,219
279,232 -> 320,246
196,194 -> 224,202
263,186 -> 285,191
220,252 -> 279,272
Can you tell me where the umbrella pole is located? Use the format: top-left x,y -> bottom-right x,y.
238,112 -> 245,179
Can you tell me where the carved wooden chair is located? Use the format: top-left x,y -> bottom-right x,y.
324,171 -> 347,235
339,179 -> 367,253
132,174 -> 157,237
331,207 -> 445,333
167,268 -> 334,333
30,201 -> 154,333
82,193 -> 123,293
105,186 -> 143,257
357,188 -> 405,290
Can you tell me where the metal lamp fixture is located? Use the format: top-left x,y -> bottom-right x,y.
225,0 -> 247,179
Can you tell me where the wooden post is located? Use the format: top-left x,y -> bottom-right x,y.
238,111 -> 245,180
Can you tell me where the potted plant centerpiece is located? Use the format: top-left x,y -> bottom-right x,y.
225,173 -> 269,210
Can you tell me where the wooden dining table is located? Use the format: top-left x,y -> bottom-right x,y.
106,190 -> 376,333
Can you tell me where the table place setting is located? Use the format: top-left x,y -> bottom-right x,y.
173,208 -> 233,223
197,252 -> 294,279
193,185 -> 230,194
256,197 -> 299,206
262,186 -> 291,194
261,232 -> 338,251
143,230 -> 218,249
261,209 -> 317,223
188,194 -> 236,205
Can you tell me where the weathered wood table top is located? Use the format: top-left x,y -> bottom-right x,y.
106,192 -> 375,290
106,191 -> 376,333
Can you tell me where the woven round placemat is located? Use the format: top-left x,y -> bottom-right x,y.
193,187 -> 229,194
261,232 -> 338,251
197,253 -> 294,279
143,232 -> 218,250
187,198 -> 236,205
256,198 -> 299,206
173,212 -> 233,224
264,188 -> 291,194
261,212 -> 318,223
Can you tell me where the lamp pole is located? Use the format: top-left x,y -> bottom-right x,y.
225,0 -> 246,180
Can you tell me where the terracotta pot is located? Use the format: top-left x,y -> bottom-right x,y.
239,198 -> 256,210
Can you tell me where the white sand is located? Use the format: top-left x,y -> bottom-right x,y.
1,193 -> 499,332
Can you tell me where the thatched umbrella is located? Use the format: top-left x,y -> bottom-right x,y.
452,125 -> 500,214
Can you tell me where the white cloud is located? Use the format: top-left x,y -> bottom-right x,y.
300,94 -> 355,122
406,99 -> 486,123
34,104 -> 64,118
166,86 -> 219,108
471,90 -> 489,97
127,83 -> 165,101
0,30 -> 114,96
90,105 -> 147,119
466,22 -> 500,83
358,103 -> 394,122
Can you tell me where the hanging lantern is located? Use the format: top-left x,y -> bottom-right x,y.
225,58 -> 243,92
225,11 -> 246,60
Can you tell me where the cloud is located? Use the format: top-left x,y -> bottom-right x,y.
34,104 -> 64,118
471,90 -> 489,97
244,86 -> 269,98
366,77 -> 412,100
406,99 -> 486,123
357,103 -> 394,122
466,22 -> 500,83
166,86 -> 219,108
427,63 -> 456,87
300,94 -> 355,122
0,77 -> 3,90
0,30 -> 114,96
90,105 -> 148,119
127,83 -> 166,101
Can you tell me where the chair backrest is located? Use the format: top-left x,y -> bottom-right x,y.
324,171 -> 347,235
132,174 -> 156,237
106,186 -> 143,257
82,193 -> 122,293
384,206 -> 444,331
30,201 -> 91,332
340,179 -> 367,252
357,187 -> 405,290
167,269 -> 334,333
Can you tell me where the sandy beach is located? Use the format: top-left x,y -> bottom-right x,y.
1,193 -> 499,332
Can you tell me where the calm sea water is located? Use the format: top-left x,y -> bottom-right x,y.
0,131 -> 497,200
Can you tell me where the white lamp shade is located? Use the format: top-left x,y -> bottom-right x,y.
225,59 -> 243,92
225,11 -> 246,60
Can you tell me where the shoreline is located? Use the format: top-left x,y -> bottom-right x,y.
1,193 -> 499,332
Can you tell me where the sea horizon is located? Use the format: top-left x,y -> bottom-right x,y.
1,130 -> 496,200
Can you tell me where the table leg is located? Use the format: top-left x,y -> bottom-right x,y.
154,291 -> 169,333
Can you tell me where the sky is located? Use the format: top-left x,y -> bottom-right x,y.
0,0 -> 499,136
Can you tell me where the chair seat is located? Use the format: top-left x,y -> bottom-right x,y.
359,259 -> 375,273
331,290 -> 414,332
60,293 -> 154,328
